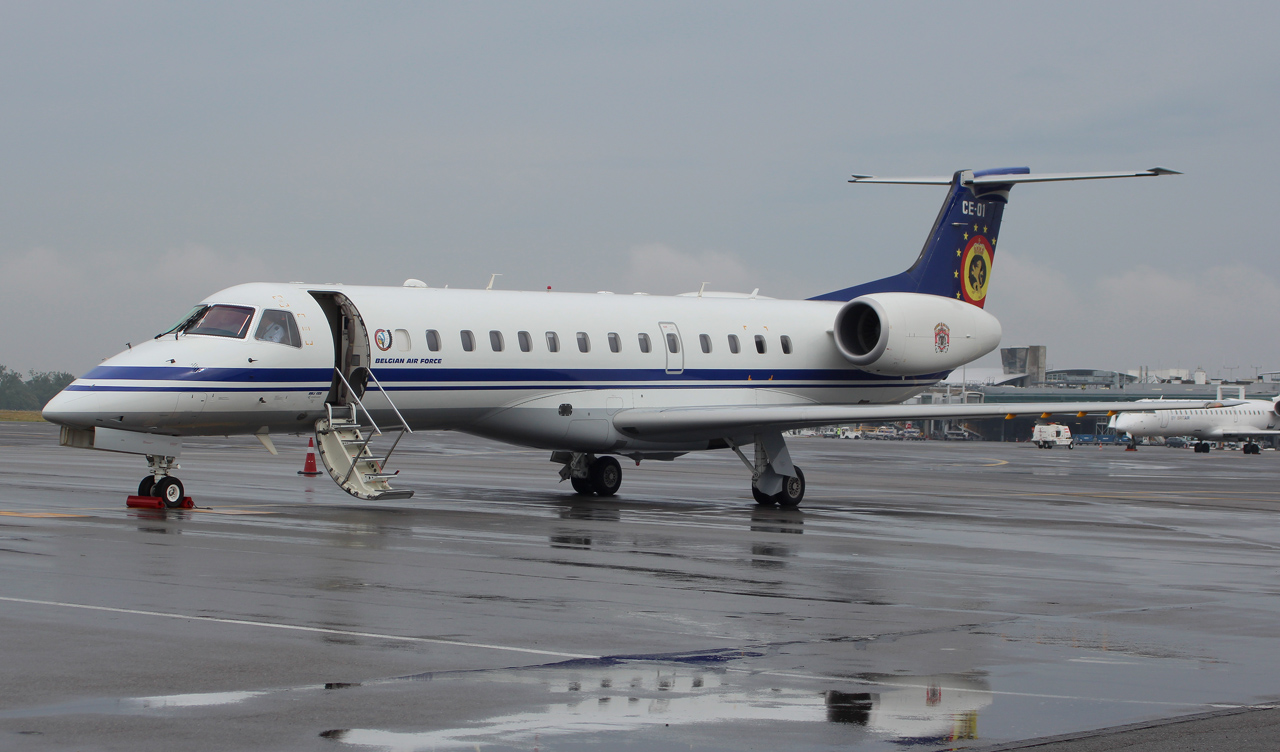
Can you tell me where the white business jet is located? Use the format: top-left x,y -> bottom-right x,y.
1111,388 -> 1279,454
45,166 -> 1221,508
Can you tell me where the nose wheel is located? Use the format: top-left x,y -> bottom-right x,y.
134,455 -> 189,508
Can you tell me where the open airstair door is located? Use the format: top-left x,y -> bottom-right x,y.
308,291 -> 414,501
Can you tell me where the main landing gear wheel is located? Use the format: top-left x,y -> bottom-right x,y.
1244,443 -> 1261,455
588,456 -> 622,496
753,467 -> 806,508
777,467 -> 806,508
570,477 -> 593,495
138,476 -> 156,497
154,477 -> 185,508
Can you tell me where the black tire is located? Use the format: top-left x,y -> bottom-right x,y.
588,456 -> 622,497
154,477 -> 185,508
138,476 -> 156,497
777,467 -> 805,508
752,485 -> 776,506
570,477 -> 593,495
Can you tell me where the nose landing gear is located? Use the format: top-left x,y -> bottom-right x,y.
130,454 -> 192,509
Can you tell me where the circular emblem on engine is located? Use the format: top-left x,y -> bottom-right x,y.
374,329 -> 393,351
961,235 -> 993,306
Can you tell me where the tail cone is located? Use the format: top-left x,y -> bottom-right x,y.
299,437 -> 323,476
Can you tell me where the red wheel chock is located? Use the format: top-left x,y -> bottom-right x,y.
126,496 -> 195,509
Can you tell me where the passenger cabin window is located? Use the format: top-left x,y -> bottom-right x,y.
461,330 -> 476,352
699,334 -> 712,354
425,329 -> 441,352
666,333 -> 680,354
546,332 -> 560,352
754,334 -> 766,354
638,333 -> 652,353
608,332 -> 621,353
728,334 -> 740,354
490,330 -> 504,352
780,335 -> 793,354
518,331 -> 532,352
577,332 -> 591,353
186,305 -> 255,339
254,310 -> 302,347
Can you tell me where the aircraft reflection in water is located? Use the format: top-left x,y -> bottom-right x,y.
319,667 -> 992,748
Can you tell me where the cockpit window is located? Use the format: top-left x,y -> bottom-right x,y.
155,305 -> 208,338
185,305 -> 256,339
254,309 -> 302,347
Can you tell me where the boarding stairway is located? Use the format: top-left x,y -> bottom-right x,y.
313,369 -> 415,501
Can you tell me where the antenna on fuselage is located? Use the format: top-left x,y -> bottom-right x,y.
486,273 -> 502,290
698,282 -> 708,298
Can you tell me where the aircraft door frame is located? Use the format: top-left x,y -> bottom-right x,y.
308,291 -> 371,405
658,322 -> 683,374
1159,411 -> 1169,428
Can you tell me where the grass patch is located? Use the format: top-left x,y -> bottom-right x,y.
0,410 -> 45,422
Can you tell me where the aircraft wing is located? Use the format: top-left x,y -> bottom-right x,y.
1204,427 -> 1280,438
613,400 -> 1236,442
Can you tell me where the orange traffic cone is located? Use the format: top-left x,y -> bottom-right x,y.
298,438 -> 323,476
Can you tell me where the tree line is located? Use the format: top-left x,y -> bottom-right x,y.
0,365 -> 75,410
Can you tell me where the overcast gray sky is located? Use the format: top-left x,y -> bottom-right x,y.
2,2 -> 1277,378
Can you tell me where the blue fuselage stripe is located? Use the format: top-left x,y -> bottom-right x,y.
78,365 -> 948,385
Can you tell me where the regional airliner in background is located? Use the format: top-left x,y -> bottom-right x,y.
1112,388 -> 1280,454
45,166 -> 1225,508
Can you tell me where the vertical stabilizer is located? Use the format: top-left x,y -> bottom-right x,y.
812,168 -> 1024,305
812,166 -> 1177,304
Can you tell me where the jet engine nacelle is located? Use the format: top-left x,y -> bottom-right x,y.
833,292 -> 1002,376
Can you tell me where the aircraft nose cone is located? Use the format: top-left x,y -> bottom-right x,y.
41,387 -> 93,428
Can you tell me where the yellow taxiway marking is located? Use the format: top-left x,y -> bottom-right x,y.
0,511 -> 90,518
945,458 -> 1009,467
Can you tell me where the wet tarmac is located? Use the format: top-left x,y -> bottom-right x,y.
0,421 -> 1278,751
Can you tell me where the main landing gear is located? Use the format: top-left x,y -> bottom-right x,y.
751,467 -> 806,507
1243,442 -> 1262,455
136,454 -> 187,508
730,432 -> 806,508
557,453 -> 622,496
1194,442 -> 1212,454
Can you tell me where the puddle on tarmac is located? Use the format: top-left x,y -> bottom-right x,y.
0,690 -> 267,718
319,665 -> 991,750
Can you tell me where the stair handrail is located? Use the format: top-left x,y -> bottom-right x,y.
365,369 -> 413,434
364,369 -> 412,468
333,368 -> 382,436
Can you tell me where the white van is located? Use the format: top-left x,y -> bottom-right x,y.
1032,424 -> 1073,449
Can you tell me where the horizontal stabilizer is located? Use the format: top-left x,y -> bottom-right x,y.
849,167 -> 1180,185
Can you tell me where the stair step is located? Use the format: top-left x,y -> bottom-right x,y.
364,472 -> 400,480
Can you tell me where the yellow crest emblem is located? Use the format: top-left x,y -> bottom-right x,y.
961,236 -> 993,307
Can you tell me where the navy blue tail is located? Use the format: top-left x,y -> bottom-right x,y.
811,168 -> 1024,307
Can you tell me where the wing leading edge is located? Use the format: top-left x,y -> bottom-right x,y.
614,400 -> 1238,442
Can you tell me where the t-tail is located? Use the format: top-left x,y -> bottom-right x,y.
811,167 -> 1180,304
